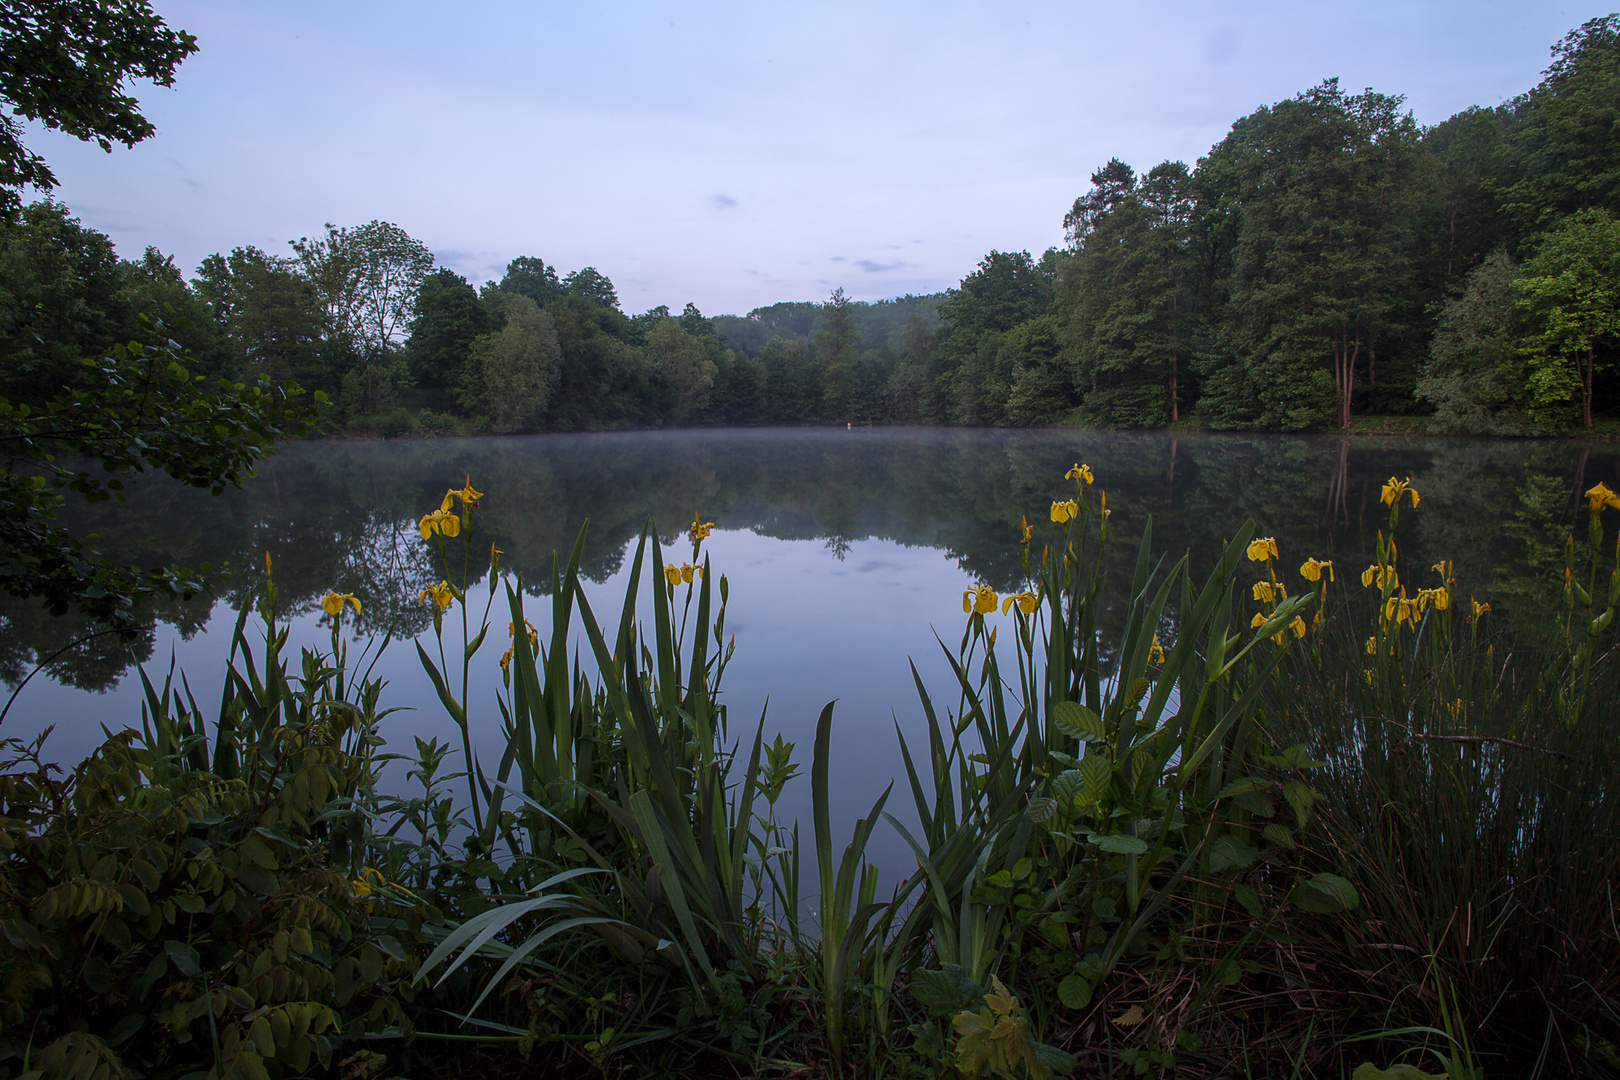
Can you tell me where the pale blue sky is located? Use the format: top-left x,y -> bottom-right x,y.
24,0 -> 1611,315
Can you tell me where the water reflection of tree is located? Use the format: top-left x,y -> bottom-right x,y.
7,429 -> 1614,689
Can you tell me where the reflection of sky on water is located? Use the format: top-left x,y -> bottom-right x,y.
3,526 -> 996,887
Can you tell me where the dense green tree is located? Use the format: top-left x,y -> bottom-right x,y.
1497,16 -> 1620,238
929,250 -> 1054,425
500,255 -> 564,306
458,294 -> 558,433
122,246 -> 233,377
1517,208 -> 1620,428
645,316 -> 717,422
563,266 -> 620,311
0,199 -> 131,400
194,247 -> 326,389
289,220 -> 434,352
405,269 -> 487,391
545,295 -> 642,430
817,287 -> 860,419
1065,161 -> 1200,427
1195,80 -> 1424,429
1417,251 -> 1537,434
1421,106 -> 1511,284
0,0 -> 195,214
1002,314 -> 1072,426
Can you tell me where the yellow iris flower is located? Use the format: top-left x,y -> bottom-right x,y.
963,584 -> 998,615
1252,581 -> 1284,603
1470,597 -> 1491,622
664,562 -> 702,586
1365,636 -> 1377,655
689,512 -> 715,541
1001,590 -> 1038,615
1417,586 -> 1450,612
509,619 -> 539,648
1019,515 -> 1033,547
1250,612 -> 1268,629
1050,499 -> 1078,523
1065,463 -> 1094,486
1300,557 -> 1333,582
1289,615 -> 1308,638
1380,477 -> 1419,508
419,581 -> 455,611
451,476 -> 484,507
1586,482 -> 1620,513
1246,537 -> 1278,563
320,592 -> 361,616
1361,564 -> 1397,591
1149,633 -> 1165,664
419,507 -> 461,539
1431,559 -> 1452,578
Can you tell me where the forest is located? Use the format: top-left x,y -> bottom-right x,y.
5,17 -> 1620,439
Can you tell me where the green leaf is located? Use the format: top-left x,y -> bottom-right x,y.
1211,958 -> 1242,986
1057,974 -> 1092,1009
164,939 -> 201,977
910,964 -> 985,1018
1089,832 -> 1148,855
1080,754 -> 1111,798
1232,884 -> 1263,918
1051,701 -> 1105,742
1074,955 -> 1106,981
1032,1040 -> 1078,1076
1207,835 -> 1259,872
1290,873 -> 1360,914
1352,1065 -> 1445,1080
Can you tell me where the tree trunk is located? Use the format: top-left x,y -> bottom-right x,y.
1585,345 -> 1595,428
1334,325 -> 1362,429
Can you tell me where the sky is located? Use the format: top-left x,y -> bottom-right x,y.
23,0 -> 1615,317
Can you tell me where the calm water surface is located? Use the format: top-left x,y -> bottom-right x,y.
3,427 -> 1612,871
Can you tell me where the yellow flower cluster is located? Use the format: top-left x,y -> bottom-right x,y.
1250,611 -> 1308,641
689,512 -> 715,542
664,562 -> 702,586
1361,564 -> 1398,591
1065,463 -> 1094,486
419,478 -> 484,539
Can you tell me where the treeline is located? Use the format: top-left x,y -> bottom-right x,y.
922,14 -> 1620,433
0,205 -> 945,435
3,15 -> 1617,435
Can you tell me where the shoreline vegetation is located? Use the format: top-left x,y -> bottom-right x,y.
4,467 -> 1620,1079
6,16 -> 1620,446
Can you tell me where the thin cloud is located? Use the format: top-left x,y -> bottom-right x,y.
711,194 -> 738,209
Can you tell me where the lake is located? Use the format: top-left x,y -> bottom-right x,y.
1,427 -> 1611,872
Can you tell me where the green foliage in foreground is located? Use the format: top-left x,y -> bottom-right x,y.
4,467 -> 1620,1079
